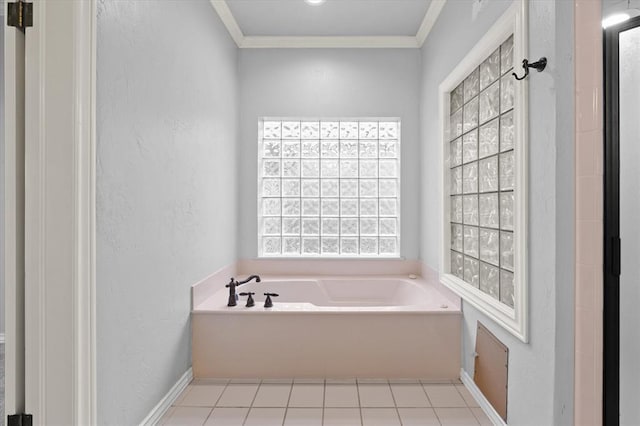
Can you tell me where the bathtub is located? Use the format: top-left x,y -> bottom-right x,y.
191,275 -> 461,379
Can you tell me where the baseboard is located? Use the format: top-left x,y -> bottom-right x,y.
139,367 -> 193,426
460,368 -> 507,426
0,333 -> 5,344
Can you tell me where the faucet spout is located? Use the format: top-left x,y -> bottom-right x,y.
236,275 -> 261,285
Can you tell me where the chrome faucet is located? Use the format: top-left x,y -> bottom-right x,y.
226,275 -> 261,307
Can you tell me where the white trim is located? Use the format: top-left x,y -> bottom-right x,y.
139,368 -> 193,426
0,333 -> 5,344
438,0 -> 529,343
209,0 -> 244,47
416,0 -> 447,46
460,368 -> 508,426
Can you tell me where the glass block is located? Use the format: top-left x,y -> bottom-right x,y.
462,131 -> 478,163
360,237 -> 378,255
450,138 -> 462,167
321,121 -> 339,139
500,75 -> 514,113
380,218 -> 397,236
283,237 -> 300,255
359,122 -> 378,139
263,121 -> 281,139
340,179 -> 358,197
451,167 -> 462,195
380,238 -> 397,255
341,238 -> 359,255
451,195 -> 463,223
451,224 -> 463,251
360,141 -> 378,158
341,218 -> 359,235
321,160 -> 339,178
263,140 -> 281,157
500,270 -> 515,308
340,199 -> 358,216
479,262 -> 499,299
464,256 -> 480,288
500,231 -> 514,271
379,122 -> 398,139
479,228 -> 499,265
282,199 -> 300,216
360,160 -> 378,178
451,251 -> 464,279
500,191 -> 514,231
340,121 -> 359,139
463,97 -> 479,134
263,217 -> 281,235
321,199 -> 339,216
479,156 -> 499,192
379,140 -> 398,158
479,193 -> 499,228
479,118 -> 499,159
302,218 -> 319,235
379,179 -> 396,197
302,198 -> 319,216
500,111 -> 514,152
282,141 -> 300,158
379,160 -> 397,178
360,199 -> 378,217
450,108 -> 463,140
321,179 -> 338,197
302,140 -> 320,158
263,237 -> 281,255
263,198 -> 281,216
283,218 -> 300,235
340,160 -> 358,177
302,180 -> 319,197
463,226 -> 479,258
321,140 -> 339,158
360,180 -> 378,198
301,121 -> 320,139
262,179 -> 280,197
360,218 -> 378,235
463,67 -> 480,102
340,141 -> 358,158
301,160 -> 319,178
500,151 -> 515,190
282,160 -> 300,178
479,81 -> 500,124
322,218 -> 339,235
379,199 -> 397,216
282,121 -> 300,139
463,195 -> 478,225
263,160 -> 280,177
450,82 -> 464,114
322,237 -> 339,255
500,35 -> 514,74
302,237 -> 320,255
462,163 -> 478,194
480,48 -> 501,90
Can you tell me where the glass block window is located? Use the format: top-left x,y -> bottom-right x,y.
449,35 -> 515,308
259,119 -> 400,257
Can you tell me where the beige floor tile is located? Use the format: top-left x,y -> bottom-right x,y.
389,378 -> 421,384
391,383 -> 431,407
323,408 -> 362,426
284,408 -> 323,426
434,407 -> 480,426
252,383 -> 292,407
324,384 -> 359,407
326,378 -> 357,384
203,407 -> 248,425
358,384 -> 395,407
454,385 -> 479,407
423,385 -> 466,408
361,408 -> 401,426
216,384 -> 258,407
470,407 -> 493,426
163,406 -> 212,426
244,408 -> 286,426
289,383 -> 325,407
229,378 -> 261,384
397,408 -> 441,426
294,378 -> 325,383
178,384 -> 226,407
357,378 -> 389,384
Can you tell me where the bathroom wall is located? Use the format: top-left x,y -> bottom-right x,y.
1,22 -> 5,338
419,0 -> 575,424
237,49 -> 421,260
96,0 -> 238,424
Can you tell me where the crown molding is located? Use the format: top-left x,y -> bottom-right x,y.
210,0 -> 447,49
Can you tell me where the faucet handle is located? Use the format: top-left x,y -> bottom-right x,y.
263,293 -> 279,308
239,292 -> 256,307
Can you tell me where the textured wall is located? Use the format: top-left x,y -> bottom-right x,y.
96,1 -> 238,424
419,1 -> 574,424
237,48 -> 421,259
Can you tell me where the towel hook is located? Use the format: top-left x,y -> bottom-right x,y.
512,57 -> 547,81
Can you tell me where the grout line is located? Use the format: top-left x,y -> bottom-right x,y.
281,382 -> 294,426
241,380 -> 262,426
386,381 -> 403,426
356,380 -> 364,426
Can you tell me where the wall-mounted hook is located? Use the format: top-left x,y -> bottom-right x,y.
512,57 -> 547,81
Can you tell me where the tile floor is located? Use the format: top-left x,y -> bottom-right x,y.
159,379 -> 492,426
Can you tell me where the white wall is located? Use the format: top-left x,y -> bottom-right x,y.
96,1 -> 238,424
237,49 -> 421,260
419,1 -> 574,424
0,21 -> 5,337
